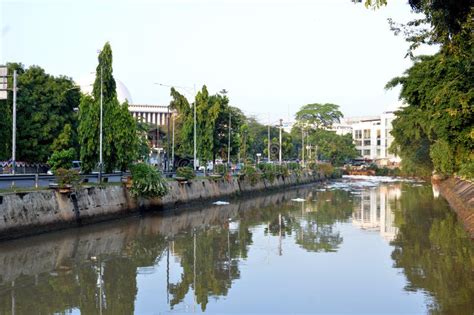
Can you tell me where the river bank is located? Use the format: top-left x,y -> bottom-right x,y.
435,177 -> 474,238
0,172 -> 329,241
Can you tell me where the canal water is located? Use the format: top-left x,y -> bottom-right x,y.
0,177 -> 473,314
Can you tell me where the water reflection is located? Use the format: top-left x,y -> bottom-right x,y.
352,184 -> 400,241
0,180 -> 472,314
390,184 -> 474,315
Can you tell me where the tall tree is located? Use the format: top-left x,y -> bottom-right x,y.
295,103 -> 343,129
0,63 -> 79,162
78,42 -> 139,173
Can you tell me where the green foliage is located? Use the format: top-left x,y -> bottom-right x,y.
374,166 -> 401,177
457,160 -> 474,181
295,103 -> 342,129
0,63 -> 80,162
55,168 -> 80,188
242,165 -> 260,186
129,163 -> 169,198
170,87 -> 243,165
78,43 -> 139,173
430,140 -> 455,175
48,148 -> 76,172
176,166 -> 195,180
318,163 -> 335,178
274,164 -> 289,177
214,164 -> 228,175
387,51 -> 472,177
259,163 -> 277,183
51,124 -> 76,152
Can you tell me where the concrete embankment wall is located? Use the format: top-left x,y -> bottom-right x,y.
435,177 -> 474,238
0,186 -> 310,285
0,173 -> 326,241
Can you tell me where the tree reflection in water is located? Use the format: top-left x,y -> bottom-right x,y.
390,184 -> 474,315
0,183 -> 472,313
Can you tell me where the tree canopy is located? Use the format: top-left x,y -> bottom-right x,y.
295,103 -> 342,129
78,42 -> 140,173
0,63 -> 80,163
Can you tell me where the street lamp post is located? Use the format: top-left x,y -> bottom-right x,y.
11,70 -> 17,175
99,66 -> 103,183
279,119 -> 283,165
157,83 -> 197,170
228,110 -> 231,166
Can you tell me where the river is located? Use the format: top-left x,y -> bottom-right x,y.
0,176 -> 472,314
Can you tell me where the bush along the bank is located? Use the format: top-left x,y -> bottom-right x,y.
48,148 -> 76,173
55,168 -> 81,189
214,164 -> 229,176
258,163 -> 277,183
129,163 -> 169,198
242,165 -> 261,186
176,166 -> 195,180
317,163 -> 334,178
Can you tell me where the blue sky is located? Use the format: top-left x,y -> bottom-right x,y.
1,0 -> 436,124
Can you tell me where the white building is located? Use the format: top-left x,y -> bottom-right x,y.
128,104 -> 173,126
331,111 -> 400,165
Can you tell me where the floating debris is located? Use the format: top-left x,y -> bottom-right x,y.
213,201 -> 230,205
291,198 -> 306,202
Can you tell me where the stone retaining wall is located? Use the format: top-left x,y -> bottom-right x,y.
0,173 -> 327,241
435,177 -> 474,238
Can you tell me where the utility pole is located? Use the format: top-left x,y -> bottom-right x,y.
279,119 -> 283,165
193,84 -> 197,171
228,110 -> 231,166
12,70 -> 17,175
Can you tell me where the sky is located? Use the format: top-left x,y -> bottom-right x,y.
1,0 -> 436,124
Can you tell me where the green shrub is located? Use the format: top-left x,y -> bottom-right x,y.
458,161 -> 474,181
307,162 -> 319,172
48,148 -> 76,172
287,162 -> 301,172
243,165 -> 261,186
176,166 -> 195,180
318,163 -> 334,177
55,168 -> 80,188
430,140 -> 455,175
275,165 -> 289,177
130,163 -> 169,198
214,164 -> 228,175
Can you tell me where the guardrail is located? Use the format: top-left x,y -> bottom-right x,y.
0,173 -> 127,189
0,171 -> 177,189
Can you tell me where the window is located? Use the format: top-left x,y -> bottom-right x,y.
363,149 -> 370,156
377,139 -> 381,146
376,149 -> 381,157
376,129 -> 381,138
355,140 -> 362,146
363,129 -> 371,139
364,140 -> 371,146
357,150 -> 362,156
355,130 -> 362,139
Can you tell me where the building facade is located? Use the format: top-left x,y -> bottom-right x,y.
332,111 -> 400,164
128,104 -> 173,126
